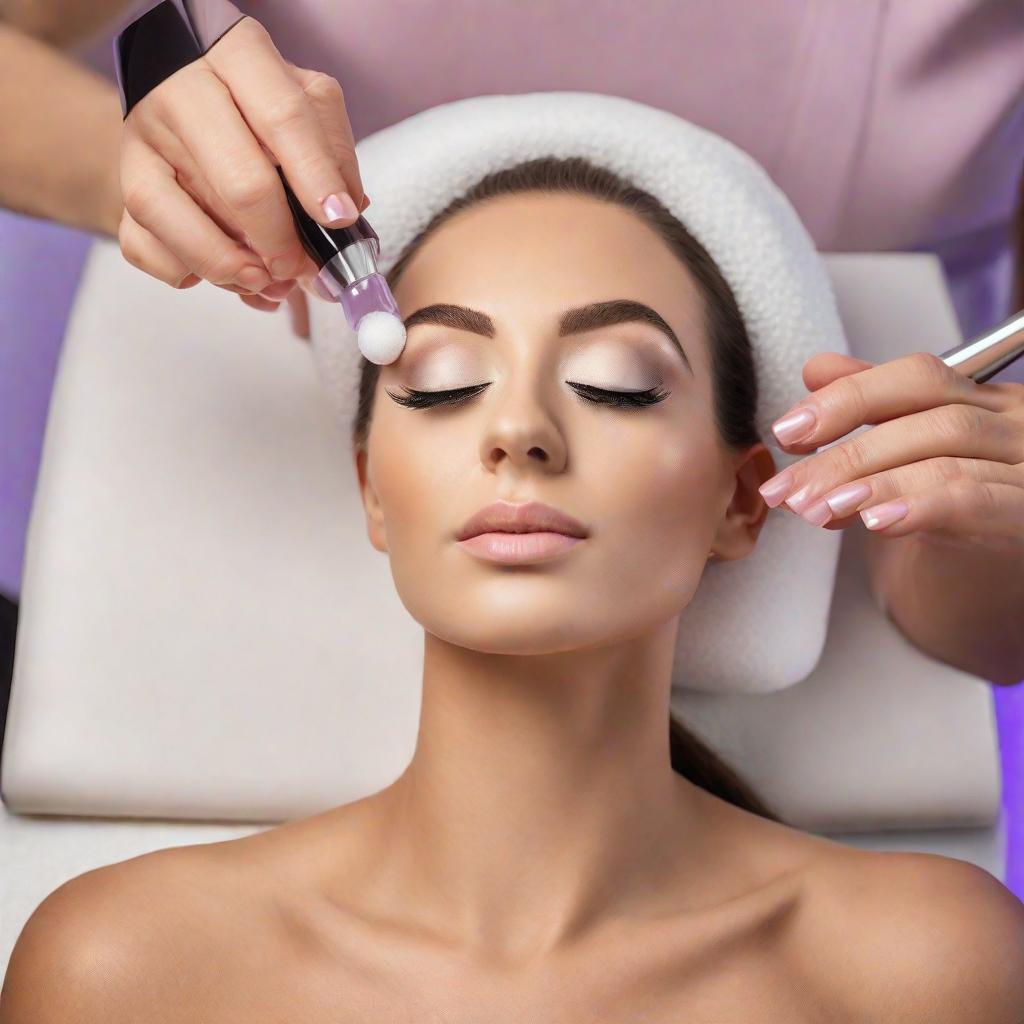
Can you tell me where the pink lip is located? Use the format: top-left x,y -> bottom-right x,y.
457,531 -> 584,564
456,500 -> 590,542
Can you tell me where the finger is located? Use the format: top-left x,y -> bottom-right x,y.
783,456 -> 1024,529
772,354 -> 878,455
130,102 -> 245,244
762,402 -> 1024,515
238,292 -> 282,312
285,287 -> 310,339
203,19 -> 361,229
769,351 -> 1013,452
145,59 -> 310,283
802,351 -> 877,393
121,132 -> 275,294
284,63 -> 365,207
856,479 -> 1024,542
118,207 -> 203,289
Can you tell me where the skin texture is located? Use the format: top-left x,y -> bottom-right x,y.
4,192 -> 1024,1022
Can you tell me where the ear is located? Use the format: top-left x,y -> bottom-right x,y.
353,444 -> 389,554
710,441 -> 776,561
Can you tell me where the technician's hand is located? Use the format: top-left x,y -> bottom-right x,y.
757,351 -> 1024,547
116,15 -> 368,322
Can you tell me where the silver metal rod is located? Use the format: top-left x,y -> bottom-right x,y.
939,308 -> 1024,383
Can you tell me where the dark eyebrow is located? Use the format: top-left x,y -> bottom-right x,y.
403,299 -> 692,373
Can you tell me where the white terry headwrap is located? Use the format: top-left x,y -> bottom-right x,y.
308,91 -> 849,695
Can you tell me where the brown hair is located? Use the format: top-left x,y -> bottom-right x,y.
351,155 -> 782,824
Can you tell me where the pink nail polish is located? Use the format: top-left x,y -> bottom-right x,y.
321,192 -> 358,224
801,500 -> 832,527
772,404 -> 817,445
784,483 -> 816,514
860,500 -> 909,530
758,468 -> 794,507
825,482 -> 872,518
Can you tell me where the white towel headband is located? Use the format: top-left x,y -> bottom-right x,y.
307,91 -> 848,694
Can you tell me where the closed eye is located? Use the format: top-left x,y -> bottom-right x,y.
385,381 -> 670,410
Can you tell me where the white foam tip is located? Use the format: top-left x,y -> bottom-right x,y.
357,311 -> 407,364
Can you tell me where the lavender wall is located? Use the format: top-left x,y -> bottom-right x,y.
0,213 -> 93,595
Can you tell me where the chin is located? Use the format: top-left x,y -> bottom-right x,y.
387,544 -> 705,654
405,587 -> 685,657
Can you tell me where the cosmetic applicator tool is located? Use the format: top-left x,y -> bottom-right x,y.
278,167 -> 407,365
113,0 -> 406,365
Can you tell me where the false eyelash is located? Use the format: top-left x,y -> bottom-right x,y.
385,381 -> 670,410
385,383 -> 491,409
566,382 -> 670,407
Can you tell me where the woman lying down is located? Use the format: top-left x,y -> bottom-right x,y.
3,121 -> 1024,1021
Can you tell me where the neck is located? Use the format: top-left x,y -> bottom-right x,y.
334,615 -> 710,960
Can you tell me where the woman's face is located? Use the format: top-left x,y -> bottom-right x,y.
355,191 -> 770,654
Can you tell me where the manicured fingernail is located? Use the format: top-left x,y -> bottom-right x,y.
784,483 -> 816,514
825,482 -> 873,518
861,500 -> 909,530
359,192 -> 371,211
801,499 -> 833,526
321,192 -> 358,224
758,467 -> 795,507
772,404 -> 818,445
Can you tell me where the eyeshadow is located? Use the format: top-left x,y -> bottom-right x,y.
402,344 -> 482,390
562,343 -> 664,390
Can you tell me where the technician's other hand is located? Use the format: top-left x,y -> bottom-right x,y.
117,16 -> 368,311
758,351 -> 1024,550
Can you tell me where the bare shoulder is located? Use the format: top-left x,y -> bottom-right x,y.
800,847 -> 1024,1022
0,841 -> 254,1023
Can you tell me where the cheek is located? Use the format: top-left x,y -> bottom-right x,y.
582,412 -> 722,582
591,413 -> 720,525
366,408 -> 467,550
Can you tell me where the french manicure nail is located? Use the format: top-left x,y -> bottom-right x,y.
772,404 -> 818,445
321,191 -> 358,224
825,482 -> 873,518
861,500 -> 909,530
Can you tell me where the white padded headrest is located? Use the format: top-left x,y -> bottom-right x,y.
308,91 -> 850,694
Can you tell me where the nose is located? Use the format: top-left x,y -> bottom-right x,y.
477,377 -> 568,475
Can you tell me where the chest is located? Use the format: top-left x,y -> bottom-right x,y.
171,903 -> 845,1023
